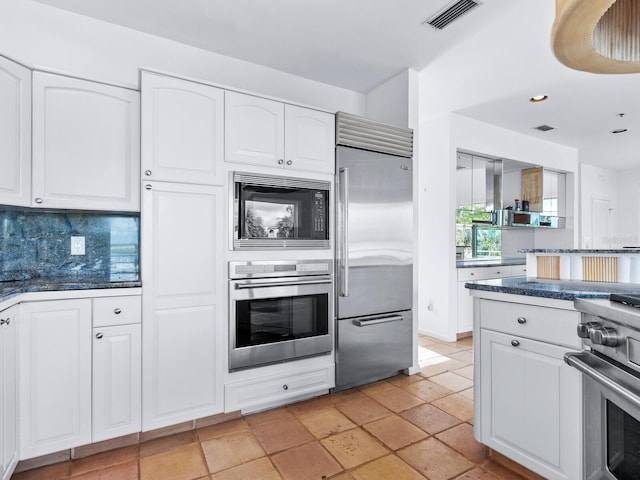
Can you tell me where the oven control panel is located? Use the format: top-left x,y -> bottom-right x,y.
229,260 -> 332,279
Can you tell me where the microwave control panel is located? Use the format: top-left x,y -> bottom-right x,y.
312,191 -> 327,238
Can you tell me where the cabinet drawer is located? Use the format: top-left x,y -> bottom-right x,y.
93,296 -> 141,327
509,264 -> 528,277
225,365 -> 334,413
479,299 -> 580,348
458,266 -> 512,282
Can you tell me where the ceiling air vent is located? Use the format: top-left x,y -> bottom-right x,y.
424,0 -> 482,30
533,124 -> 555,132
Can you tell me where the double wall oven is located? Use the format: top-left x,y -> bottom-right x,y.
568,295 -> 640,480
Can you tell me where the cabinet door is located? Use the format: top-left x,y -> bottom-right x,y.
19,300 -> 92,459
0,56 -> 31,207
479,329 -> 581,480
225,91 -> 284,168
93,324 -> 141,442
284,105 -> 335,174
32,72 -> 140,211
141,72 -> 224,185
141,182 -> 224,430
1,306 -> 18,479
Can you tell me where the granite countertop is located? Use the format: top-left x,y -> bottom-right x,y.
465,276 -> 640,301
456,257 -> 526,268
518,248 -> 640,254
0,275 -> 141,303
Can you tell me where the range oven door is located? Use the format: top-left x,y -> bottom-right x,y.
566,351 -> 640,480
229,275 -> 333,371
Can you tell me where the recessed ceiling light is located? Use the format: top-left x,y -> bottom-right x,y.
530,95 -> 548,102
611,128 -> 628,134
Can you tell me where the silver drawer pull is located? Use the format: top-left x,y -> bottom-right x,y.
354,315 -> 403,327
282,384 -> 289,390
511,340 -> 520,347
34,197 -> 43,204
517,317 -> 527,324
286,160 -> 293,166
145,170 -> 152,176
96,332 -> 104,339
114,308 -> 122,315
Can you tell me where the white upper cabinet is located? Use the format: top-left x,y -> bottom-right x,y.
0,56 -> 31,207
225,91 -> 334,174
141,72 -> 224,185
225,91 -> 284,168
284,104 -> 335,174
32,72 -> 140,211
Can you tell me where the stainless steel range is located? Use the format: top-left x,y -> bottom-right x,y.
228,259 -> 333,371
568,294 -> 640,480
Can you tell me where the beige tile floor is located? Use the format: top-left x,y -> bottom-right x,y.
12,336 -> 535,480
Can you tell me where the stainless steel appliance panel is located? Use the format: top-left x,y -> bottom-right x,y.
336,146 -> 412,319
335,310 -> 413,390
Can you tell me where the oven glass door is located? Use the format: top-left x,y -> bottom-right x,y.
567,351 -> 640,480
236,293 -> 329,347
229,277 -> 333,370
607,400 -> 640,478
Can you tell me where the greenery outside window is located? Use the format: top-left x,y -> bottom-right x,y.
456,204 -> 501,258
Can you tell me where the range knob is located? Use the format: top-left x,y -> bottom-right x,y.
577,322 -> 600,339
589,326 -> 619,347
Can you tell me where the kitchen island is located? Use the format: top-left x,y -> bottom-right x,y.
465,276 -> 640,480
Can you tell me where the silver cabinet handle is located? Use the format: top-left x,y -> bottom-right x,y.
0,318 -> 7,325
470,272 -> 475,276
114,308 -> 122,315
145,170 -> 152,176
496,271 -> 501,274
145,184 -> 152,191
34,198 -> 43,204
286,160 -> 292,166
511,340 -> 520,347
96,332 -> 104,339
517,317 -> 527,324
278,159 -> 284,165
282,384 -> 289,390
338,167 -> 349,297
354,314 -> 403,327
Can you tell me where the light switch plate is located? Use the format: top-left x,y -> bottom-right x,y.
71,236 -> 85,255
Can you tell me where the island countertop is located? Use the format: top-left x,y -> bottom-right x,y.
456,257 -> 526,268
465,276 -> 640,301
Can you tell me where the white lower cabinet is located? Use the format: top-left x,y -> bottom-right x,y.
92,323 -> 141,442
458,264 -> 526,333
19,300 -> 92,459
141,182 -> 224,430
475,297 -> 581,480
1,306 -> 18,480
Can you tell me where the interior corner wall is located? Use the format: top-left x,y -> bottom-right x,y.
616,168 -> 640,247
365,70 -> 412,128
579,163 -> 620,248
417,112 -> 457,341
0,0 -> 365,114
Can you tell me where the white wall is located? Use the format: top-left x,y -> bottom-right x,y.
365,68 -> 422,374
417,110 -> 580,341
0,0 -> 364,114
580,164 -> 619,248
617,168 -> 640,247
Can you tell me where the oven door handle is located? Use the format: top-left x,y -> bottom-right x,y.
234,277 -> 333,289
565,351 -> 640,410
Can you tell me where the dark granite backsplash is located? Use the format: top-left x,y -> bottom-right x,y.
0,209 -> 139,282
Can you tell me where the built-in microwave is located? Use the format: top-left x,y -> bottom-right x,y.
231,172 -> 330,249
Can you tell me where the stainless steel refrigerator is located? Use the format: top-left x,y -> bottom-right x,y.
334,112 -> 413,391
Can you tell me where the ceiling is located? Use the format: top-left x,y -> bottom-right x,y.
32,0 -> 640,170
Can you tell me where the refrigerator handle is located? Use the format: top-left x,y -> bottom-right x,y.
338,167 -> 349,297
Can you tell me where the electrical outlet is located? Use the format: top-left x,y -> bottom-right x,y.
71,236 -> 85,256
